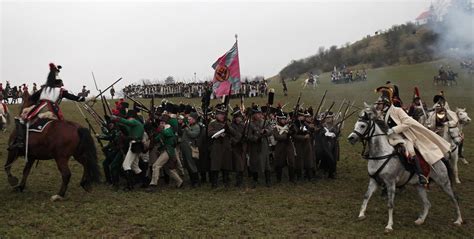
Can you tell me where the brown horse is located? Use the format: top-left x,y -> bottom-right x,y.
4,92 -> 100,201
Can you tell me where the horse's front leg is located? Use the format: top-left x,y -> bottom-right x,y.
5,149 -> 19,186
451,152 -> 461,184
414,185 -> 431,225
384,181 -> 396,233
358,178 -> 378,220
14,159 -> 35,192
51,157 -> 71,202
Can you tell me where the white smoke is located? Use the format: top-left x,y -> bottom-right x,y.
429,0 -> 474,58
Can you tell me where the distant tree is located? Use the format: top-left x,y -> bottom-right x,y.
165,76 -> 175,84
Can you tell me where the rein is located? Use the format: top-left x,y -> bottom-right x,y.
353,117 -> 397,180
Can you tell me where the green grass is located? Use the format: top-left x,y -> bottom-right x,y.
0,60 -> 473,237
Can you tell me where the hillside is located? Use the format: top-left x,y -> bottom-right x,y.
279,23 -> 438,80
0,61 -> 473,237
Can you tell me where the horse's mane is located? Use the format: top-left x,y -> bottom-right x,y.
374,119 -> 389,134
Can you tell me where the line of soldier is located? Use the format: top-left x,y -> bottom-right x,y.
96,94 -> 343,192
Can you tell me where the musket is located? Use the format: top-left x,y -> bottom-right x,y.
319,101 -> 336,123
124,93 -> 150,113
315,90 -> 328,117
74,100 -> 104,149
334,99 -> 346,121
292,92 -> 302,122
90,77 -> 122,101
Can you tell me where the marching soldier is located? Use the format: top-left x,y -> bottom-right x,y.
229,106 -> 246,187
180,111 -> 201,187
293,109 -> 314,181
208,103 -> 234,188
247,105 -> 273,188
273,110 -> 296,183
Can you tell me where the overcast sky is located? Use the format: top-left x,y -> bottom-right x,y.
1,0 -> 430,93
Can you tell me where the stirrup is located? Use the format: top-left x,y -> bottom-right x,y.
418,174 -> 429,186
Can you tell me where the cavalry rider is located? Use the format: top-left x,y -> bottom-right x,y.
9,63 -> 85,151
407,87 -> 428,122
374,86 -> 451,185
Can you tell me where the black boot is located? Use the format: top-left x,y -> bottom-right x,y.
413,156 -> 428,185
190,172 -> 199,188
295,169 -> 302,181
210,171 -> 218,188
222,170 -> 230,187
275,167 -> 283,183
200,172 -> 207,184
124,170 -> 134,191
265,170 -> 271,187
288,167 -> 296,184
8,119 -> 25,151
251,172 -> 259,188
235,172 -> 243,187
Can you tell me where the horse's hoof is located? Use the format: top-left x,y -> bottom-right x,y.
384,227 -> 393,233
358,215 -> 366,221
50,195 -> 64,202
455,180 -> 461,184
8,176 -> 19,186
454,219 -> 463,226
414,218 -> 424,225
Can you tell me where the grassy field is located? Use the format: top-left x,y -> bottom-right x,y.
0,60 -> 473,237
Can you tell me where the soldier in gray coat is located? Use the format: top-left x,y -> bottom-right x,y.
273,110 -> 296,183
207,103 -> 236,188
180,112 -> 201,187
230,106 -> 246,187
246,105 -> 273,188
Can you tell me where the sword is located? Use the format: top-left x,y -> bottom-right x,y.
90,77 -> 122,102
24,122 -> 30,162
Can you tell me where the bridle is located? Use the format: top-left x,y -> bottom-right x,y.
353,114 -> 398,181
352,115 -> 389,159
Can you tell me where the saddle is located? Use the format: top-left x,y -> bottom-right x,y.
395,145 -> 430,178
28,118 -> 54,133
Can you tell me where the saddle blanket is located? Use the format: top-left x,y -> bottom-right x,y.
28,118 -> 54,133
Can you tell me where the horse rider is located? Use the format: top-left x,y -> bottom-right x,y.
374,86 -> 451,185
8,63 -> 86,151
407,87 -> 427,122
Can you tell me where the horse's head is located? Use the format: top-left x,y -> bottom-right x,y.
20,91 -> 34,112
456,108 -> 471,125
347,103 -> 377,145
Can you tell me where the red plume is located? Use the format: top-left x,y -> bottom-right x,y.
414,86 -> 420,98
49,63 -> 56,71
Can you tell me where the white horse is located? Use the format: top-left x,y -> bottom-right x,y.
456,108 -> 471,165
347,104 -> 462,232
302,74 -> 319,89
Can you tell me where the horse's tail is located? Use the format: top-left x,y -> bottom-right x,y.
77,127 -> 101,185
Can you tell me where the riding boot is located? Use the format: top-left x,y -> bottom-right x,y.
275,167 -> 283,183
124,170 -> 134,191
8,118 -> 25,151
413,156 -> 428,185
264,170 -> 271,187
251,172 -> 259,188
139,171 -> 149,188
288,167 -> 296,183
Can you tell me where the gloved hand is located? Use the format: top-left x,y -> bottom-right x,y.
110,115 -> 119,121
387,128 -> 395,135
78,96 -> 86,102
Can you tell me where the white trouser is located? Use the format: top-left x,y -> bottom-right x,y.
122,141 -> 142,174
150,151 -> 183,186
